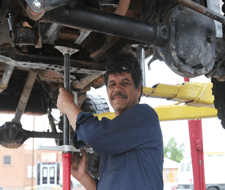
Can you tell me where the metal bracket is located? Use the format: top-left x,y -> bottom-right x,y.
75,30 -> 91,45
37,145 -> 94,153
55,46 -> 79,55
25,0 -> 44,13
25,0 -> 79,13
72,91 -> 79,105
137,45 -> 146,87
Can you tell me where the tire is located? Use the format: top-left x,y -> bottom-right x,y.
212,78 -> 225,129
80,93 -> 110,114
86,152 -> 101,179
80,94 -> 110,179
207,187 -> 219,190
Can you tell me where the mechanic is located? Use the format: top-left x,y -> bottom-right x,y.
57,53 -> 164,190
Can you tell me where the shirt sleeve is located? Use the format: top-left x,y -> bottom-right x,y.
73,104 -> 161,156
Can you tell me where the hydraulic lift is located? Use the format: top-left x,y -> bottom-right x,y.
55,44 -> 79,190
184,77 -> 206,190
38,45 -> 80,190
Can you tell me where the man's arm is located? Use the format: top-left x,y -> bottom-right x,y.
57,87 -> 82,130
74,104 -> 162,156
74,172 -> 96,190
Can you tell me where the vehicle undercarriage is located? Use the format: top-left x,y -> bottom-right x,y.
1,0 -> 225,177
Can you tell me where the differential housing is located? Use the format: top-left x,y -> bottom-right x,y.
157,5 -> 217,78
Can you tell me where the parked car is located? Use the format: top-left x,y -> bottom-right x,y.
177,155 -> 225,190
171,182 -> 178,190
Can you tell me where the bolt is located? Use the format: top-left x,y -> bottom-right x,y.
171,44 -> 175,50
172,51 -> 176,57
171,17 -> 176,23
206,66 -> 211,72
179,51 -> 184,56
33,0 -> 41,9
160,27 -> 168,40
207,35 -> 213,43
43,35 -> 48,40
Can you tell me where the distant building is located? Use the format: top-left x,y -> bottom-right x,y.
0,144 -> 62,190
163,157 -> 180,183
1,143 -> 187,189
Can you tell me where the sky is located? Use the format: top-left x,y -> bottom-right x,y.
1,58 -> 225,157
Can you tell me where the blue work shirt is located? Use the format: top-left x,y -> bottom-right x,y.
73,104 -> 164,190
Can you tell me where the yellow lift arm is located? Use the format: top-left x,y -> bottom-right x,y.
95,82 -> 218,121
95,106 -> 217,121
143,82 -> 214,108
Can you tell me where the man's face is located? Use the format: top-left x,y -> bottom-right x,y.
107,72 -> 141,116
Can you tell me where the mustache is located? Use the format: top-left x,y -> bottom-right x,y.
111,92 -> 128,99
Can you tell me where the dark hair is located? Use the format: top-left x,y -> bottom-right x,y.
104,53 -> 143,101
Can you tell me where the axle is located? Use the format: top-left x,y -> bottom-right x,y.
42,5 -> 167,45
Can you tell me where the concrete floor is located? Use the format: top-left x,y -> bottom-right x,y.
1,183 -> 177,190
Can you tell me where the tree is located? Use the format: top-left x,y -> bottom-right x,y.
164,137 -> 185,163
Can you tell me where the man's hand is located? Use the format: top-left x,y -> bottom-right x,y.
57,87 -> 74,114
71,148 -> 97,190
71,148 -> 88,181
57,87 -> 81,130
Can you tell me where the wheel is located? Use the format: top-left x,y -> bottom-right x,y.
58,93 -> 110,133
86,152 -> 101,179
207,187 -> 219,190
80,93 -> 110,179
212,78 -> 225,129
80,93 -> 110,114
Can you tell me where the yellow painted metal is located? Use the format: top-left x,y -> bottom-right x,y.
95,112 -> 116,121
94,82 -> 217,121
204,151 -> 225,156
143,82 -> 214,108
95,105 -> 217,121
154,105 -> 217,121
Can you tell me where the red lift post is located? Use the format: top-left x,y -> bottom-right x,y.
184,77 -> 206,190
62,51 -> 72,190
62,153 -> 72,190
